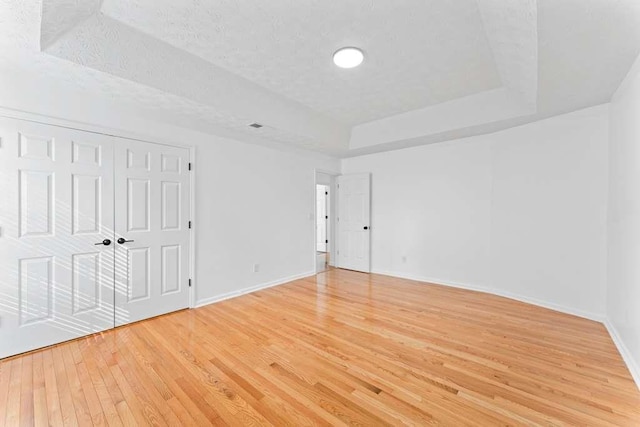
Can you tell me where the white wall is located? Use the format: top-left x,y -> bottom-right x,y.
343,105 -> 609,320
197,141 -> 338,303
0,67 -> 340,306
607,53 -> 640,387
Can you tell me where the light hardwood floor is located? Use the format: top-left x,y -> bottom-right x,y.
1,269 -> 639,426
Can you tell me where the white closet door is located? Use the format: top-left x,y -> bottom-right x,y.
337,173 -> 371,273
113,139 -> 190,326
0,118 -> 115,359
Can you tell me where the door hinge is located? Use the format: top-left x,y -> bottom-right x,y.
325,191 -> 328,195
325,215 -> 328,219
188,220 -> 192,229
188,162 -> 192,171
325,239 -> 328,244
189,278 -> 192,287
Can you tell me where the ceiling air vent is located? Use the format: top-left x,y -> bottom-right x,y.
248,122 -> 263,129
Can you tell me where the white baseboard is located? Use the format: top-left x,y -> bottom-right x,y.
194,271 -> 316,308
371,269 -> 605,322
604,320 -> 640,391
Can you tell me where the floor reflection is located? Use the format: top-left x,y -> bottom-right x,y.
316,251 -> 329,273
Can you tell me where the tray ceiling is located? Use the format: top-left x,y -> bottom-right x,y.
0,0 -> 638,157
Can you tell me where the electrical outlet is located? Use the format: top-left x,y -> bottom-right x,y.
253,264 -> 260,273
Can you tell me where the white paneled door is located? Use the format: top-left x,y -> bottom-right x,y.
114,140 -> 191,326
0,117 -> 191,359
0,118 -> 116,358
337,173 -> 371,272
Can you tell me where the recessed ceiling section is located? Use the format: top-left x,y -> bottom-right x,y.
40,7 -> 350,154
100,0 -> 504,125
350,0 -> 539,151
37,0 -> 540,154
5,0 -> 633,156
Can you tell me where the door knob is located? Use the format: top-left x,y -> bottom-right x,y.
364,226 -> 369,230
117,237 -> 134,244
94,239 -> 111,246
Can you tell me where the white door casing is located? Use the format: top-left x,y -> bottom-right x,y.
316,185 -> 328,252
113,139 -> 191,326
337,173 -> 371,273
0,118 -> 116,358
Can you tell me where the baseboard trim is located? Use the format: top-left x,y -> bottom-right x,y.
194,271 -> 316,308
604,320 -> 640,391
371,269 -> 605,323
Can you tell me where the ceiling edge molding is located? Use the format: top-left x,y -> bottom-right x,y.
349,87 -> 535,151
344,103 -> 609,158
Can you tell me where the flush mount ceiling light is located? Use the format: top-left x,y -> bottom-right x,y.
333,47 -> 364,69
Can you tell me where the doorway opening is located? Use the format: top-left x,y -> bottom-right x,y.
316,184 -> 330,272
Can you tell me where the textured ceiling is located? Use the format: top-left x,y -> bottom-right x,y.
0,0 -> 639,157
0,0 -> 343,154
101,0 -> 502,125
40,0 -> 102,48
477,0 -> 538,108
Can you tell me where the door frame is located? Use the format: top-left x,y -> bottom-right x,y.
0,107 -> 197,309
315,183 -> 329,253
313,169 -> 338,273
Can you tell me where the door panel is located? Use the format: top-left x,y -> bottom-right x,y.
161,181 -> 181,230
0,118 -> 115,359
19,256 -> 54,324
128,247 -> 151,302
72,174 -> 102,234
337,173 -> 371,273
72,252 -> 102,314
114,139 -> 190,326
19,170 -> 54,237
161,245 -> 181,294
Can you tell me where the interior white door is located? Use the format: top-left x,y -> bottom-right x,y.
113,139 -> 191,326
316,185 -> 327,252
0,118 -> 116,359
337,173 -> 371,272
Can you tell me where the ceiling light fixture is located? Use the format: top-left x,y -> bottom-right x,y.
333,47 -> 364,69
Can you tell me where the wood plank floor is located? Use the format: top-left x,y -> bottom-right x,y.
2,269 -> 639,426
